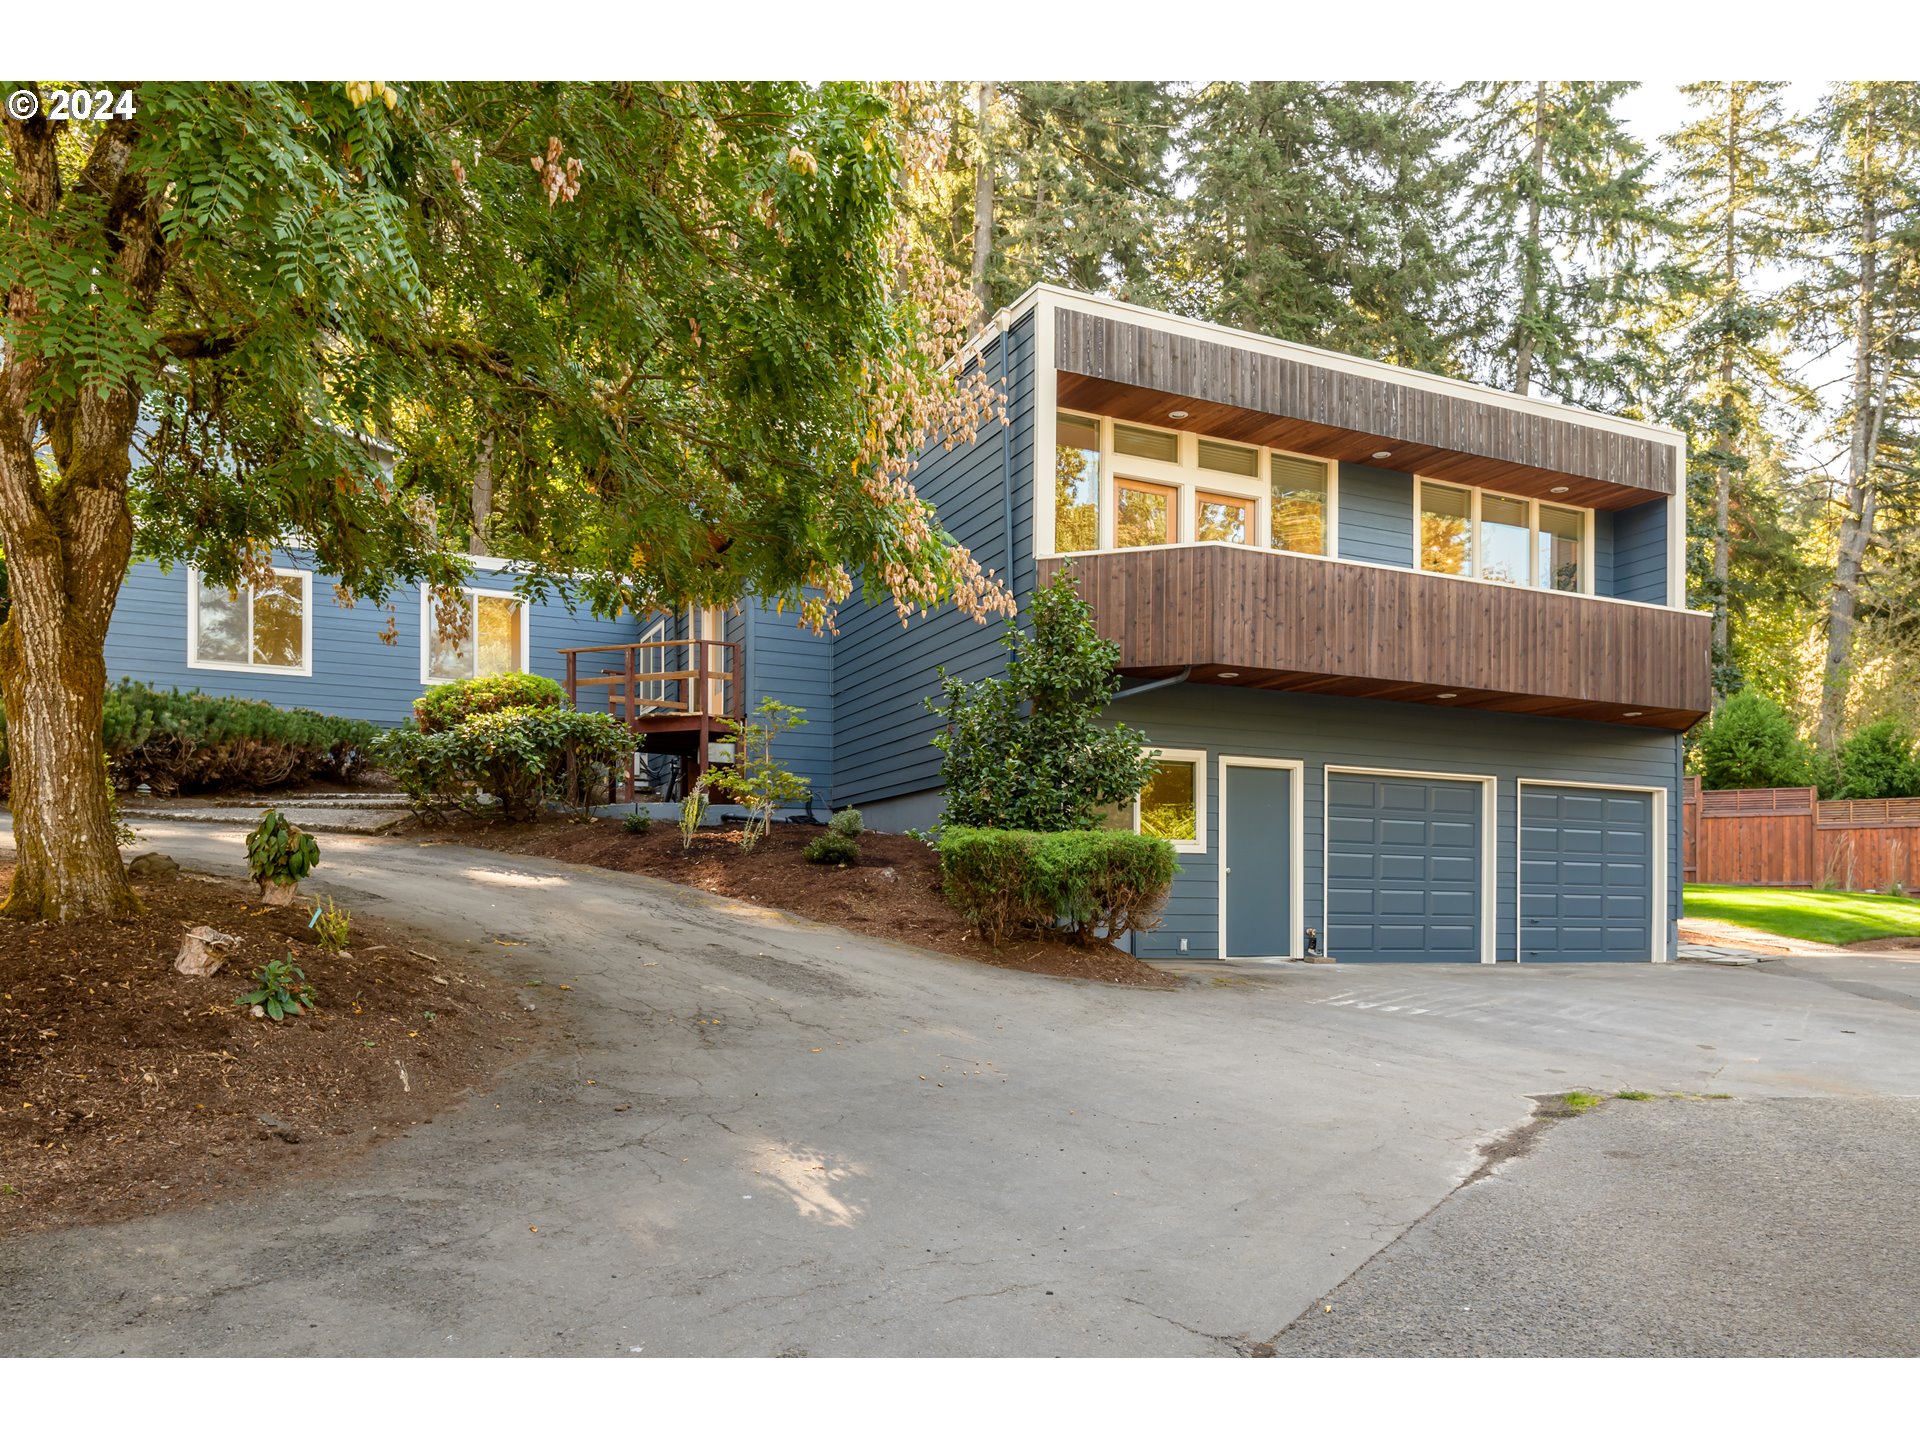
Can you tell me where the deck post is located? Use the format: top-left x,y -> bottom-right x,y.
622,644 -> 637,802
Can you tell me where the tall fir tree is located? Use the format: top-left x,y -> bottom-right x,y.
1459,81 -> 1665,403
1798,82 -> 1920,750
1648,82 -> 1812,694
1173,81 -> 1470,369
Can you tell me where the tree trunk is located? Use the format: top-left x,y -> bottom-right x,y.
971,81 -> 996,322
1512,81 -> 1549,397
1710,88 -> 1740,694
469,432 -> 494,556
1818,178 -> 1882,753
0,396 -> 142,921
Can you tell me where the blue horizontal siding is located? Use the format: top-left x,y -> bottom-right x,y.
1613,497 -> 1668,605
1337,463 -> 1414,567
744,595 -> 835,806
104,551 -> 642,726
832,310 -> 1035,807
1592,508 -> 1615,596
1108,685 -> 1684,962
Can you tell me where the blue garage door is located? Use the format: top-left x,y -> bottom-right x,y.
1520,785 -> 1654,962
1327,773 -> 1483,962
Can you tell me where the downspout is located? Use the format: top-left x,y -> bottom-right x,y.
996,311 -> 1017,599
1111,667 -> 1192,703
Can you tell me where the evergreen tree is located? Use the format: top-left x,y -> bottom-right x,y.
1648,82 -> 1812,694
1458,81 -> 1665,403
1796,83 -> 1920,751
1174,82 -> 1470,369
1695,689 -> 1812,790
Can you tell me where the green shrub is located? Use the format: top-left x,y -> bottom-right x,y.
804,831 -> 861,865
245,808 -> 319,892
373,704 -> 629,822
235,954 -> 318,1022
413,672 -> 566,734
712,698 -> 810,851
1830,718 -> 1920,800
938,826 -> 1177,947
927,568 -> 1160,831
1696,690 -> 1810,791
827,807 -> 864,839
0,681 -> 377,798
622,812 -> 652,835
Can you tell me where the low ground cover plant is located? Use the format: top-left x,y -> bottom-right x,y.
234,953 -> 319,1022
938,826 -> 1177,946
0,681 -> 377,798
804,831 -> 860,865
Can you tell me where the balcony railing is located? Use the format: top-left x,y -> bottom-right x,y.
559,638 -> 744,801
1038,543 -> 1711,729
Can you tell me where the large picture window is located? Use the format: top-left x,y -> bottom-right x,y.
1054,412 -> 1102,554
423,587 -> 529,684
188,569 -> 311,675
1415,482 -> 1591,593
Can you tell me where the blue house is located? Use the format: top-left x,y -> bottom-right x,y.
104,286 -> 1710,965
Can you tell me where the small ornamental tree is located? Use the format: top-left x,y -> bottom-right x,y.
1831,719 -> 1920,800
713,698 -> 811,851
1695,689 -> 1811,791
928,567 -> 1160,831
0,81 -> 1012,924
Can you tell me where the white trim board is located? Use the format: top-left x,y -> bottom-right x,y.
1322,764 -> 1499,965
1217,755 -> 1306,962
1514,778 -> 1670,965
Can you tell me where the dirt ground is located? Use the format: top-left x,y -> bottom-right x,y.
0,863 -> 526,1234
454,815 -> 1178,990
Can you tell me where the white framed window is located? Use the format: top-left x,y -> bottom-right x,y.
187,568 -> 313,676
1050,412 -> 1321,558
638,616 -> 668,703
1416,481 -> 1594,595
421,586 -> 531,684
1134,747 -> 1208,854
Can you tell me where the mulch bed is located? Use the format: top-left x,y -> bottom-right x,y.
449,816 -> 1178,990
0,864 -> 527,1234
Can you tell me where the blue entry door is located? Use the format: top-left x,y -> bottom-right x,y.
1223,764 -> 1293,958
1520,785 -> 1655,962
1326,772 -> 1484,961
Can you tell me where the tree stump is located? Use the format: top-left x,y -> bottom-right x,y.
258,880 -> 300,906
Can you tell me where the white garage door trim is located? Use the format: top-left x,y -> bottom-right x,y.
1516,779 -> 1669,964
1324,765 -> 1497,965
1216,754 -> 1307,961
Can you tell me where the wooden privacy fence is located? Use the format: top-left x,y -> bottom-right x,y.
1682,776 -> 1920,891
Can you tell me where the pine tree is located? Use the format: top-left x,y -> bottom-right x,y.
1650,82 -> 1812,694
1175,82 -> 1471,369
1459,82 -> 1665,403
1798,82 -> 1920,751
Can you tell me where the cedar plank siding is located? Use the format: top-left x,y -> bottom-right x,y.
1037,546 -> 1711,729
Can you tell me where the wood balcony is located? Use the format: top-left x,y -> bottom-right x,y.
1038,545 -> 1712,731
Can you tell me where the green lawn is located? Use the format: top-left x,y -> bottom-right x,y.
1684,885 -> 1920,946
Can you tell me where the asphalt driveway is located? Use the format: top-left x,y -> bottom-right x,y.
4,819 -> 1920,1357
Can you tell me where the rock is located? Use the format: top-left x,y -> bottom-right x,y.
878,867 -> 897,883
257,1113 -> 301,1144
518,995 -> 538,1012
128,852 -> 180,882
174,925 -> 242,977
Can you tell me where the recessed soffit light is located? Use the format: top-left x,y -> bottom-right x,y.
1371,450 -> 1393,460
1437,692 -> 1458,699
1217,670 -> 1240,679
1623,711 -> 1643,717
1550,485 -> 1570,494
1168,410 -> 1190,420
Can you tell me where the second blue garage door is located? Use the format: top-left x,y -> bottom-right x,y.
1519,785 -> 1655,962
1326,773 -> 1483,962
